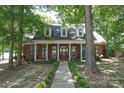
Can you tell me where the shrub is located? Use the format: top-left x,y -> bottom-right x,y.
95,55 -> 101,61
43,76 -> 50,84
78,79 -> 91,88
68,60 -> 91,88
36,81 -> 46,88
35,60 -> 60,88
47,72 -> 52,79
48,70 -> 53,75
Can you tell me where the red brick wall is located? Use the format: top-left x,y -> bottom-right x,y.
23,44 -> 34,61
95,44 -> 105,56
23,43 -> 105,61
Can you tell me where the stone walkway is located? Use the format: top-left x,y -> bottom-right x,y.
51,62 -> 75,88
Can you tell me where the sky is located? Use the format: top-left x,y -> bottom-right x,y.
34,6 -> 59,23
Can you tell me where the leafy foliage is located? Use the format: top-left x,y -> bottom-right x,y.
93,6 -> 124,56
0,5 -> 52,67
68,60 -> 92,88
35,61 -> 59,88
47,5 -> 85,24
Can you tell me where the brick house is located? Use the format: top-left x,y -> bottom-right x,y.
23,24 -> 107,61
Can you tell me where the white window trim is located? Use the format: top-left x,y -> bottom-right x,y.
51,46 -> 57,58
44,27 -> 51,37
76,26 -> 84,37
61,26 -> 67,37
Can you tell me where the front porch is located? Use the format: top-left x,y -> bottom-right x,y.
23,42 -> 86,61
33,43 -> 85,61
23,40 -> 105,61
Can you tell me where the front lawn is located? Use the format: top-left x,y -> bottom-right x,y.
0,60 -> 59,88
76,58 -> 124,88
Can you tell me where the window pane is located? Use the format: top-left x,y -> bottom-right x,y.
52,46 -> 57,58
82,47 -> 86,58
42,46 -> 46,58
61,28 -> 67,37
30,46 -> 34,56
71,46 -> 76,58
79,31 -> 82,36
63,30 -> 66,36
46,30 -> 49,36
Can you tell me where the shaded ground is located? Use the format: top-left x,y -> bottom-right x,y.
0,63 -> 51,88
78,57 -> 124,88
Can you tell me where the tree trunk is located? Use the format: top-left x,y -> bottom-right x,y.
1,38 -> 5,60
8,6 -> 15,69
17,6 -> 24,66
84,5 -> 98,74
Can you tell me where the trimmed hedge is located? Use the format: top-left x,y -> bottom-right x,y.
68,60 -> 92,88
35,61 -> 59,88
32,60 -> 57,64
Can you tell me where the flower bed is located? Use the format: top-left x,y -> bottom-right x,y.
35,60 -> 59,88
68,60 -> 92,88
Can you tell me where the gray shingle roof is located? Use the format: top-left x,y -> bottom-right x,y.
32,24 -> 106,44
33,25 -> 85,40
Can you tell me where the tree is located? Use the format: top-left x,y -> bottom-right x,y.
46,5 -> 85,24
85,5 -> 98,74
8,6 -> 15,69
0,5 -> 52,69
93,6 -> 124,57
16,6 -> 24,65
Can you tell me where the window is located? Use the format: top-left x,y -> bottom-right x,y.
29,46 -> 34,56
79,29 -> 83,36
61,26 -> 67,37
77,27 -> 84,37
44,27 -> 51,37
71,46 -> 76,58
42,46 -> 46,58
82,47 -> 86,58
51,46 -> 57,58
46,30 -> 49,36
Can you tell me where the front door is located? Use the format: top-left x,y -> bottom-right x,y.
59,45 -> 69,61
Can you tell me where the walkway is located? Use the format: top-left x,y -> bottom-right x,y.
51,62 -> 75,88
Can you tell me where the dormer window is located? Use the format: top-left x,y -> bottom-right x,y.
61,26 -> 67,37
44,27 -> 51,37
77,27 -> 84,37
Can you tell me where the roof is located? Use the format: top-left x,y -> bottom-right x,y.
93,31 -> 107,44
26,24 -> 106,44
23,37 -> 34,43
33,25 -> 86,40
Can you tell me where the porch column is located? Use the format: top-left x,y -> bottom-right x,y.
46,44 -> 48,61
34,43 -> 37,61
69,43 -> 71,61
80,44 -> 82,61
57,43 -> 59,61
